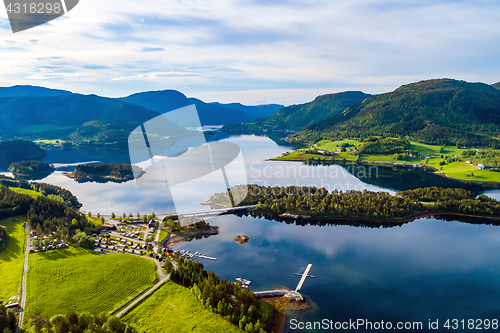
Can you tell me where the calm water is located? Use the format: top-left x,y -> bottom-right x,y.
12,135 -> 500,331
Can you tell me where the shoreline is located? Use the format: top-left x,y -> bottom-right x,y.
165,226 -> 219,248
246,208 -> 500,223
269,157 -> 500,186
62,171 -> 134,183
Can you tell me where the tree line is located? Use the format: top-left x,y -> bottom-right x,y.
74,164 -> 141,180
0,224 -> 8,250
0,185 -> 91,247
28,310 -> 144,333
0,175 -> 80,207
170,255 -> 269,333
209,185 -> 500,219
9,160 -> 54,175
0,302 -> 17,333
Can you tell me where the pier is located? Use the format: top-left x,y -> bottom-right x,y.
254,264 -> 315,301
179,250 -> 217,261
295,264 -> 314,292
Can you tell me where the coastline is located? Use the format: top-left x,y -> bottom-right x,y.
165,226 -> 219,248
246,208 -> 500,224
269,157 -> 500,187
62,171 -> 134,183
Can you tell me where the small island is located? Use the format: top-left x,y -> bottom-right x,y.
234,235 -> 249,244
9,160 -> 54,177
65,163 -> 143,183
208,185 -> 500,223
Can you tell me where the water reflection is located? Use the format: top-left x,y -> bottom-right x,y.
173,214 -> 500,332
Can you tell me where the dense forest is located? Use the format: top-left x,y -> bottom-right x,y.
0,185 -> 87,239
9,160 -> 54,175
209,185 -> 500,219
27,310 -> 144,333
0,139 -> 46,161
0,185 -> 33,220
0,175 -> 80,207
73,163 -> 141,180
170,255 -> 269,333
292,79 -> 500,147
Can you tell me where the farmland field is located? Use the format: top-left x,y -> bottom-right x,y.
25,247 -> 158,319
0,215 -> 26,303
122,282 -> 243,333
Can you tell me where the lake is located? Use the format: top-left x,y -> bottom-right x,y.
12,134 -> 500,332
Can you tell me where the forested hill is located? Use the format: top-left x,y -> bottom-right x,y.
493,82 -> 500,90
0,140 -> 46,161
294,79 -> 500,146
0,94 -> 160,145
261,91 -> 371,131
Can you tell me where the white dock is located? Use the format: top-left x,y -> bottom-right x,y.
295,264 -> 313,292
197,255 -> 217,261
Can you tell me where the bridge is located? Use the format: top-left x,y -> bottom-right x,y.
175,205 -> 253,219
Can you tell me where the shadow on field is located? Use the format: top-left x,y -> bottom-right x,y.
38,249 -> 78,260
0,218 -> 25,262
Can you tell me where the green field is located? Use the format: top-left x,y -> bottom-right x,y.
315,139 -> 362,151
276,138 -> 500,183
122,282 -> 243,333
426,159 -> 500,182
9,187 -> 42,199
158,230 -> 169,244
0,215 -> 26,303
358,154 -> 423,163
408,142 -> 463,157
25,247 -> 158,319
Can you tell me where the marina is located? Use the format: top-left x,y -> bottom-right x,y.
179,249 -> 217,261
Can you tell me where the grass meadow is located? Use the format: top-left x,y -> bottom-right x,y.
0,215 -> 26,302
122,282 -> 243,333
9,187 -> 42,199
25,247 -> 158,319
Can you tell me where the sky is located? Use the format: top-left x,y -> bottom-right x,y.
0,0 -> 499,106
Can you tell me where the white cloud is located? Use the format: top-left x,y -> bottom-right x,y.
111,71 -> 210,81
26,72 -> 93,79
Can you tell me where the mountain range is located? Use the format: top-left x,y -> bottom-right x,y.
2,79 -> 500,148
260,91 -> 371,131
119,90 -> 282,125
0,85 -> 283,145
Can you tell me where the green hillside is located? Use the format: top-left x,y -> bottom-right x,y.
0,94 -> 160,145
263,91 -> 371,130
0,140 -> 46,161
493,82 -> 500,90
295,79 -> 500,146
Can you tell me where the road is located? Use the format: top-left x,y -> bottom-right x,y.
16,223 -> 30,333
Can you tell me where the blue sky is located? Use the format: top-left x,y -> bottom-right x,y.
0,0 -> 499,105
